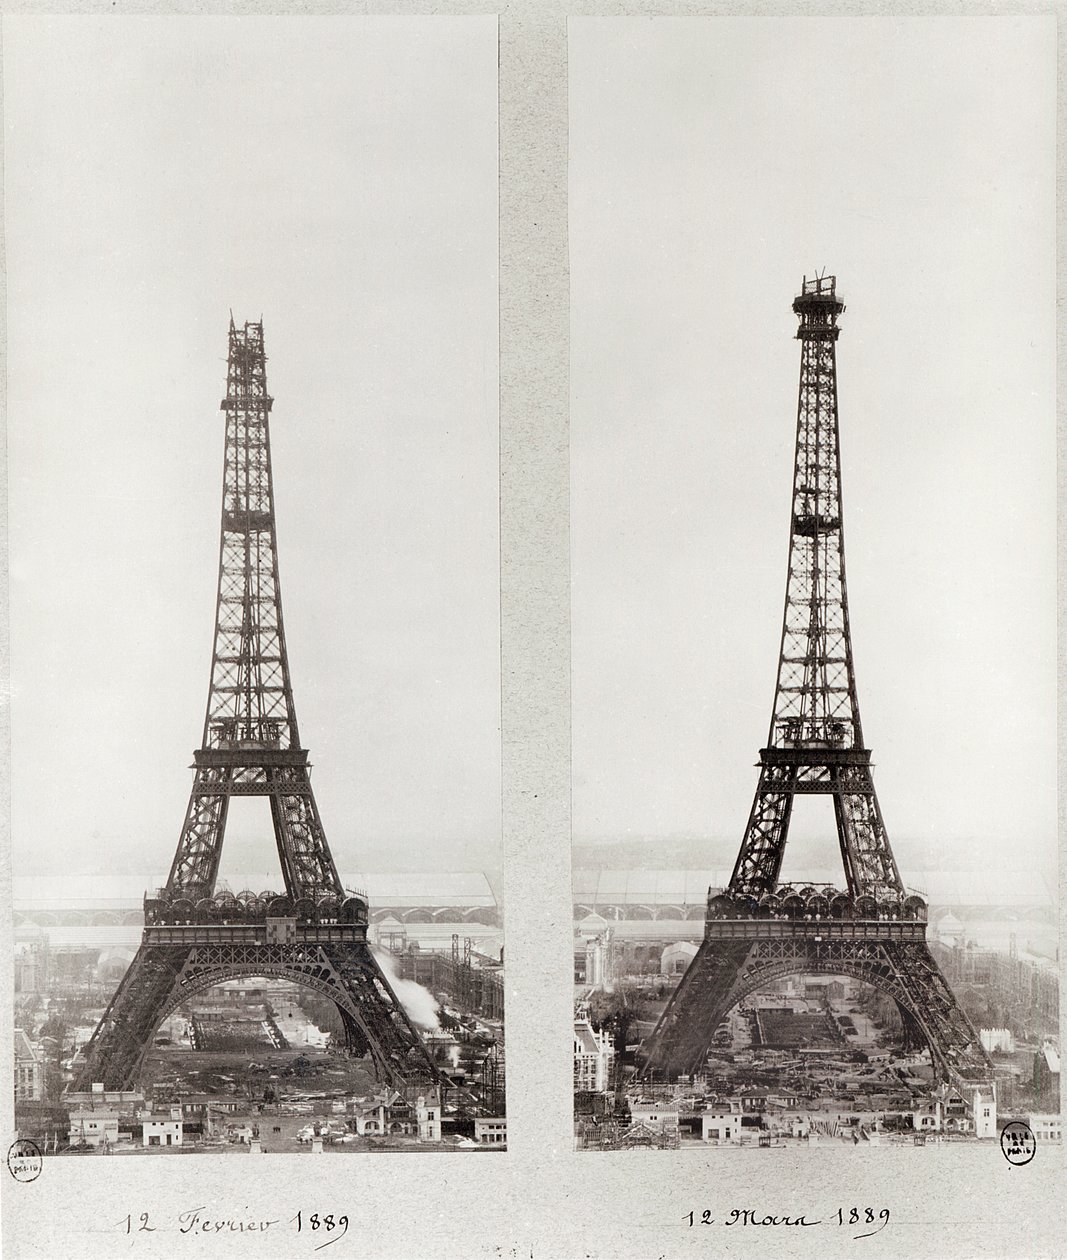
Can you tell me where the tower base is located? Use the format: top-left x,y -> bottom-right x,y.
638,923 -> 993,1100
72,924 -> 438,1092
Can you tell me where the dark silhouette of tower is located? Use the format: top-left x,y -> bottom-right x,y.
638,276 -> 995,1122
73,319 -> 438,1091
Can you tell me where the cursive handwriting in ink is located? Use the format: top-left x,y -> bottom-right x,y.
291,1211 -> 350,1251
684,1205 -> 891,1240
724,1209 -> 820,1227
178,1207 -> 280,1235
117,1212 -> 155,1234
836,1207 -> 891,1238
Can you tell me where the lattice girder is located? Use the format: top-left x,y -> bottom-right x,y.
166,768 -> 232,897
71,945 -> 193,1090
163,320 -> 342,902
727,276 -> 903,900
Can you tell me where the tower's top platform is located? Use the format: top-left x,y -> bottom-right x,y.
793,273 -> 845,338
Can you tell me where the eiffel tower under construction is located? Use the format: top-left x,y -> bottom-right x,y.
638,276 -> 996,1131
73,319 -> 439,1093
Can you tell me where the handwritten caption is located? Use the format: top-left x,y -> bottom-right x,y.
118,1209 -> 349,1250
684,1206 -> 890,1240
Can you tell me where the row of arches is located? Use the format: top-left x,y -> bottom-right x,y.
574,904 -> 705,923
373,906 -> 501,926
143,891 -> 369,926
707,890 -> 928,922
574,893 -> 929,923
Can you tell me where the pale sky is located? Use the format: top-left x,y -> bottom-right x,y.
570,17 -> 1056,882
5,16 -> 500,881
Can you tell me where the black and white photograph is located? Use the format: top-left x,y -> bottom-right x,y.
571,16 -> 1058,1157
1,7 -> 1063,1260
6,14 -> 504,1168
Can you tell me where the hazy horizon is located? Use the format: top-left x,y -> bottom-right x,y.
571,18 -> 1056,884
6,17 -> 501,884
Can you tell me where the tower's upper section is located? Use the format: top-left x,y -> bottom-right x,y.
793,273 -> 845,342
768,272 -> 860,753
201,318 -> 301,755
221,317 -> 274,414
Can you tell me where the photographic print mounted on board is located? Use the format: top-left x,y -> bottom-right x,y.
6,15 -> 503,1160
570,17 -> 1057,1153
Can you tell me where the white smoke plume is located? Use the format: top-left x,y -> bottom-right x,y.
373,948 -> 441,1032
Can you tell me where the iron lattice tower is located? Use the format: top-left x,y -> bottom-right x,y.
74,319 -> 438,1092
639,277 -> 994,1110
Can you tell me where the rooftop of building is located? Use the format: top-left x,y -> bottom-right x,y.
13,1028 -> 39,1061
574,1023 -> 604,1056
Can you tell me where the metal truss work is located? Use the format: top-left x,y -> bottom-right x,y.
74,319 -> 438,1092
638,277 -> 993,1102
166,319 -> 340,903
731,276 -> 900,901
75,936 -> 433,1090
642,932 -> 990,1094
